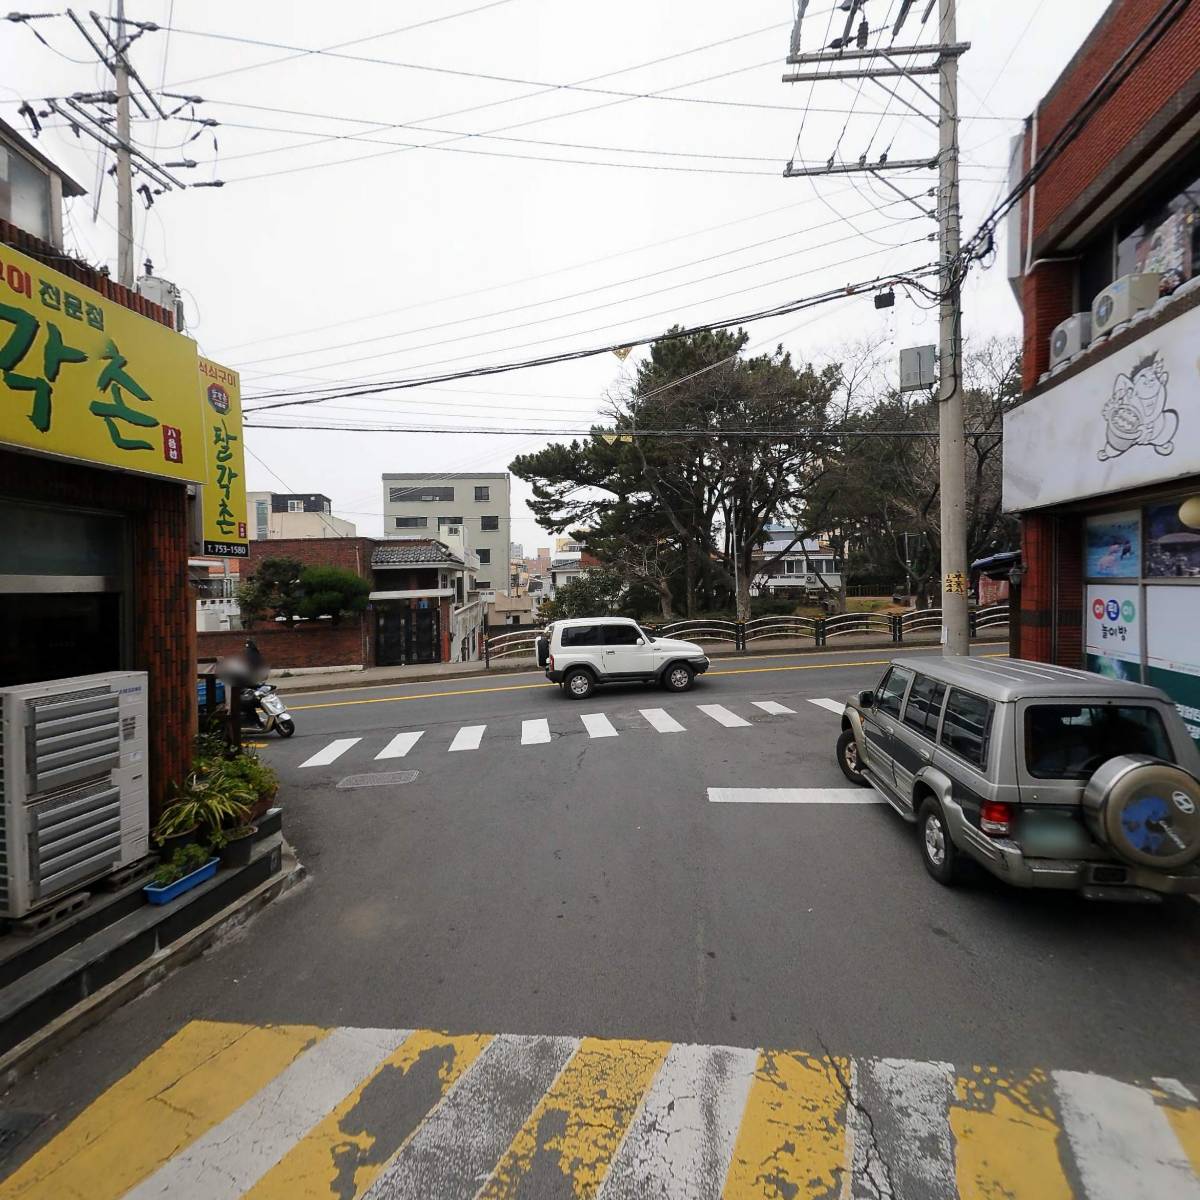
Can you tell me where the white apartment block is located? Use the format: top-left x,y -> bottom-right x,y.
382,473 -> 512,596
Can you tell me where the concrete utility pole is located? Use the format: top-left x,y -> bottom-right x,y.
782,0 -> 970,654
114,0 -> 134,288
936,0 -> 969,654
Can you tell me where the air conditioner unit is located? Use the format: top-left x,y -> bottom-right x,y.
1049,313 -> 1091,368
1091,273 -> 1162,336
0,672 -> 149,917
136,274 -> 186,332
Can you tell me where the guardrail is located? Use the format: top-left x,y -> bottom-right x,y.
483,604 -> 1010,666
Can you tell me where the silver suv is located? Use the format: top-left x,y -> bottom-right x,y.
836,656 -> 1200,898
538,617 -> 710,700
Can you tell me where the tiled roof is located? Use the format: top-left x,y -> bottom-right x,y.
372,539 -> 463,567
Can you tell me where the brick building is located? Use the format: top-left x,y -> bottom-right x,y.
1004,0 -> 1200,746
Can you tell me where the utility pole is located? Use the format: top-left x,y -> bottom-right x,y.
114,0 -> 134,288
936,0 -> 968,653
783,0 -> 970,654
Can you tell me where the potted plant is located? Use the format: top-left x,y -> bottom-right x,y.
153,765 -> 254,854
144,843 -> 219,905
211,822 -> 258,869
220,751 -> 279,823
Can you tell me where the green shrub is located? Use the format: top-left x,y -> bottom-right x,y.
151,842 -> 212,887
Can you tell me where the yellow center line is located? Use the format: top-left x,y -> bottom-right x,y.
289,648 -> 1005,712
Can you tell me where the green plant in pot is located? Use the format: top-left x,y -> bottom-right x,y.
154,765 -> 254,856
151,842 -> 212,888
220,750 -> 280,823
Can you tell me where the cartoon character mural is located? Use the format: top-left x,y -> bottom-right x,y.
1099,351 -> 1178,461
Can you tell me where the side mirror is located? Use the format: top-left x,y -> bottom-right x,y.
636,638 -> 645,645
858,690 -> 875,708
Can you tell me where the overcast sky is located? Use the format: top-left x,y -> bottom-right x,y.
3,0 -> 1109,551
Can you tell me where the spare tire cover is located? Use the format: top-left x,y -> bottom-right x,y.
1083,755 -> 1200,870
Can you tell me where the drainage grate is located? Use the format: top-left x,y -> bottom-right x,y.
336,770 -> 420,790
0,1111 -> 46,1165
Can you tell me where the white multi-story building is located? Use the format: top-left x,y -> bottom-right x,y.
382,473 -> 512,596
246,491 -> 356,540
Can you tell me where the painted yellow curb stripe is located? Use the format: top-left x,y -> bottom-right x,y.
477,1036 -> 670,1199
243,1029 -> 492,1200
0,1021 -> 327,1200
950,1066 -> 1073,1200
1165,1105 -> 1200,1179
722,1050 -> 849,1199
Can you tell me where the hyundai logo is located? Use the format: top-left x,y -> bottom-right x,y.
1172,790 -> 1196,815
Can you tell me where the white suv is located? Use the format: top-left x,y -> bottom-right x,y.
538,617 -> 710,700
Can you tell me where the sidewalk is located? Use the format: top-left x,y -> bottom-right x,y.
269,629 -> 1009,694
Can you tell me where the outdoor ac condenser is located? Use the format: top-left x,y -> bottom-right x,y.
1049,313 -> 1091,368
1091,273 -> 1161,336
0,672 -> 149,918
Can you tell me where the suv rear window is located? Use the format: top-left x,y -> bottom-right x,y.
903,675 -> 947,737
560,624 -> 603,647
603,624 -> 642,646
941,689 -> 993,769
1025,704 -> 1172,779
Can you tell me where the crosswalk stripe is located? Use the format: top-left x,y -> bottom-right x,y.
300,738 -> 362,768
598,1042 -> 757,1199
477,1037 -> 670,1198
850,1058 -> 956,1199
808,697 -> 846,715
697,704 -> 750,729
723,1049 -> 850,1198
376,731 -> 423,760
362,1034 -> 579,1200
752,700 -> 795,715
448,724 -> 485,752
521,718 -> 551,745
1055,1070 -> 1200,1200
581,712 -> 618,738
242,1030 -> 493,1200
124,1027 -> 410,1200
950,1067 -> 1073,1199
639,707 -> 686,733
0,1022 -> 327,1200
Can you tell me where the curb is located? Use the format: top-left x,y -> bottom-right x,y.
274,633 -> 1011,695
0,845 -> 307,1090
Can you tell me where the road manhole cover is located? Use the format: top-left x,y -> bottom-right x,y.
336,770 -> 420,789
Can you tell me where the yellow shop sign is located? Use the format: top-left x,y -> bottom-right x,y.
0,243 -> 203,482
198,357 -> 248,558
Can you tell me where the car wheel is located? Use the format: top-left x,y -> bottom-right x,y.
918,797 -> 962,886
563,668 -> 595,700
836,729 -> 868,786
662,663 -> 694,692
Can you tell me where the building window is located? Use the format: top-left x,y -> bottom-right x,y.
390,486 -> 454,503
476,579 -> 491,589
437,515 -> 465,527
0,147 -> 52,244
395,516 -> 428,529
255,499 -> 268,539
322,500 -> 331,514
287,500 -> 303,513
474,486 -> 490,502
480,515 -> 499,531
477,549 -> 491,564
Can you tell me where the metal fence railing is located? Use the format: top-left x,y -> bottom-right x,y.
482,603 -> 1010,666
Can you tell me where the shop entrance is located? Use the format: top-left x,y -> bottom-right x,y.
376,603 -> 441,666
0,501 -> 128,687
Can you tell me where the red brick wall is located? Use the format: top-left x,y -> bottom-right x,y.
1018,511 -> 1084,668
1031,0 -> 1200,246
0,448 -> 194,818
1021,260 -> 1076,389
244,536 -> 375,575
198,620 -> 367,669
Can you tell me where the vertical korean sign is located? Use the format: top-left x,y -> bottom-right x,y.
0,243 -> 202,480
198,357 -> 248,557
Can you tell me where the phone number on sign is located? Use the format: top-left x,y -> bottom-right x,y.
203,541 -> 249,557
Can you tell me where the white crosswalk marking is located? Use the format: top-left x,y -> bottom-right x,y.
581,712 -> 618,738
1055,1070 -> 1200,1200
521,718 -> 551,745
752,700 -> 795,715
697,704 -> 750,728
376,731 -> 423,760
808,697 -> 846,715
448,725 -> 486,752
299,738 -> 361,769
640,707 -> 686,733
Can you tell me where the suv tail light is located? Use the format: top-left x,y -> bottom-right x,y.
980,800 -> 1012,838
548,654 -> 555,670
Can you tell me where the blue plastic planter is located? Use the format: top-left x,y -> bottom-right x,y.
143,858 -> 219,906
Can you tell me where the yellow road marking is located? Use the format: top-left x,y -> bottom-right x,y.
0,1021 -> 326,1200
950,1066 -> 1073,1200
477,1036 -> 669,1199
722,1050 -> 849,1199
243,1030 -> 492,1200
1163,1104 -> 1200,1178
290,646 -> 1005,712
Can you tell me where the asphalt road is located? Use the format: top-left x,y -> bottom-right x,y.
4,643 -> 1198,1198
